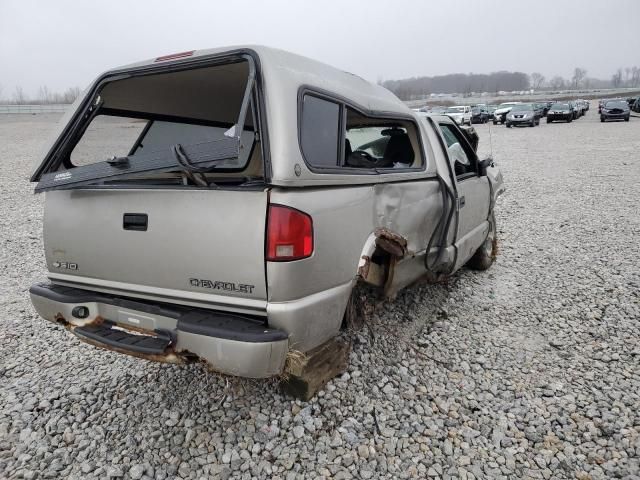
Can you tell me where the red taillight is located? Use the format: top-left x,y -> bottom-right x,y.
266,205 -> 313,261
154,50 -> 195,62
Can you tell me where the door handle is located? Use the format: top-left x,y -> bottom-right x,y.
123,213 -> 148,231
458,196 -> 466,208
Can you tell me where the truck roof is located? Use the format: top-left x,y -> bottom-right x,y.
113,45 -> 410,117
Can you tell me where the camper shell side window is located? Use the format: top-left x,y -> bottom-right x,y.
298,88 -> 426,175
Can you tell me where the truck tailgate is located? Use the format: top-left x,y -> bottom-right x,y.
43,188 -> 268,311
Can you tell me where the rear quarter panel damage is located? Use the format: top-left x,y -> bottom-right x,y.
266,178 -> 444,350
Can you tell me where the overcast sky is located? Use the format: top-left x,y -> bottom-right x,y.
1,0 -> 638,97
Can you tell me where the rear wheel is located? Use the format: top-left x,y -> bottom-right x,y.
468,212 -> 497,271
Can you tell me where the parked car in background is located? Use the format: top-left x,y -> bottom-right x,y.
633,98 -> 640,113
487,105 -> 497,120
506,103 -> 539,127
26,45 -> 504,396
600,100 -> 630,122
445,105 -> 472,125
493,102 -> 521,125
569,101 -> 581,119
533,103 -> 545,119
598,100 -> 606,113
546,103 -> 573,123
577,100 -> 588,116
471,106 -> 488,124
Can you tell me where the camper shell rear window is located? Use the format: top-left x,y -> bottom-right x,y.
34,56 -> 264,192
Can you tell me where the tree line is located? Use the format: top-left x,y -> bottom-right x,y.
382,71 -> 530,100
0,85 -> 82,104
382,66 -> 640,100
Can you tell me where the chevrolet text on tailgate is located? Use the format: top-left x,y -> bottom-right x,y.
29,45 -> 504,399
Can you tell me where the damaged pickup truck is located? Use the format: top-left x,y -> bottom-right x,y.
29,45 -> 504,395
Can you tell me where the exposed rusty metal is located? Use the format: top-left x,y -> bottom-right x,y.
357,255 -> 371,279
383,255 -> 399,298
52,313 -> 185,364
374,227 -> 407,257
54,313 -> 68,326
71,331 -> 184,364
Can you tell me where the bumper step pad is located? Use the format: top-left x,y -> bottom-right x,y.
74,323 -> 171,355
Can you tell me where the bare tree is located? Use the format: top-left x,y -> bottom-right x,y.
549,76 -> 565,90
611,68 -> 623,88
632,66 -> 640,88
530,72 -> 545,90
62,86 -> 81,104
571,68 -> 587,89
624,67 -> 632,86
12,86 -> 27,104
37,85 -> 52,104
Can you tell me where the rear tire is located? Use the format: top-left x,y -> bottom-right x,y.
468,212 -> 497,271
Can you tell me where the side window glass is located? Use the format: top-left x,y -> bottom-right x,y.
300,95 -> 340,168
439,123 -> 476,178
344,107 -> 418,169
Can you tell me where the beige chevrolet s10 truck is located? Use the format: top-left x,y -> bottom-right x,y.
29,46 -> 504,394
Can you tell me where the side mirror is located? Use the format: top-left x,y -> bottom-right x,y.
478,156 -> 494,176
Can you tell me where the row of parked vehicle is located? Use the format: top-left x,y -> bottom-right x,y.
419,100 -> 592,128
490,100 -> 590,127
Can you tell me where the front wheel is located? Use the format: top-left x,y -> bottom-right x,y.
600,116 -> 605,122
625,116 -> 630,122
547,118 -> 552,123
506,123 -> 512,128
468,212 -> 497,271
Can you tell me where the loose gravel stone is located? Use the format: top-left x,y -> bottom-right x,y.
1,107 -> 639,479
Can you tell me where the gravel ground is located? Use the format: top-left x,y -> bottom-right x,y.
1,107 -> 639,480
